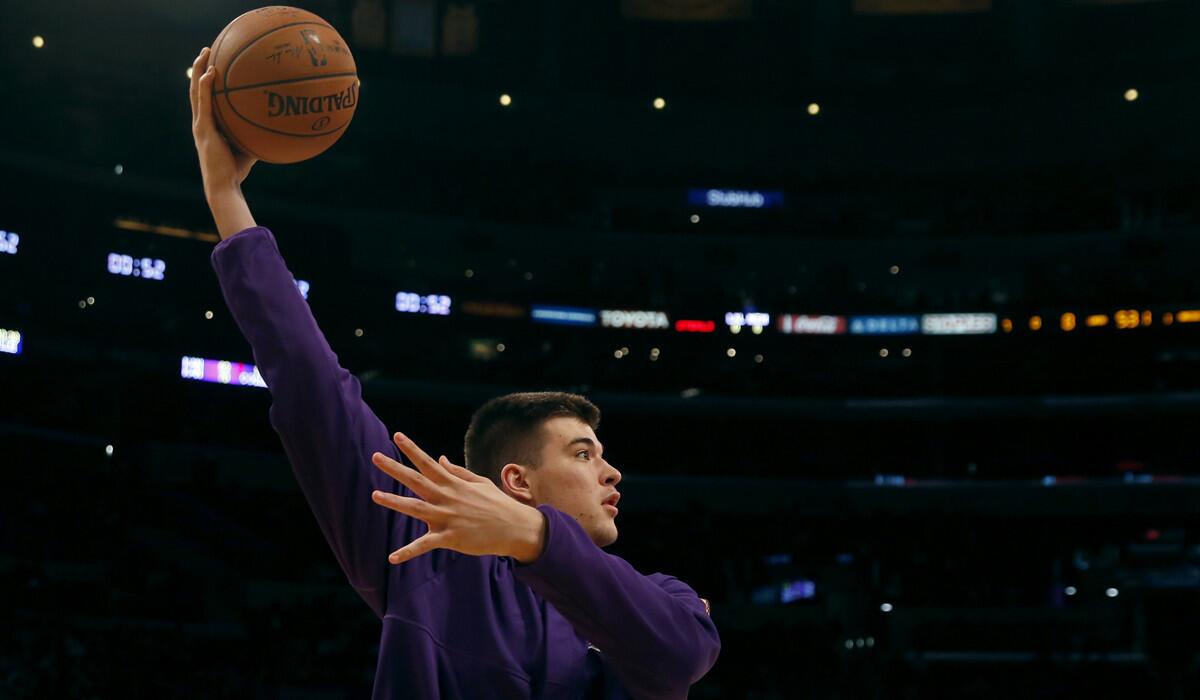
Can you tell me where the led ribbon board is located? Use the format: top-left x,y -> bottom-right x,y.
921,313 -> 998,335
531,305 -> 598,327
180,356 -> 266,388
600,310 -> 670,330
778,315 -> 847,335
849,316 -> 920,335
725,312 -> 770,330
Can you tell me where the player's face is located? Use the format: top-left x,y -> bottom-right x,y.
526,416 -> 623,547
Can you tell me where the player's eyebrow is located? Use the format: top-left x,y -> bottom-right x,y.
566,437 -> 603,455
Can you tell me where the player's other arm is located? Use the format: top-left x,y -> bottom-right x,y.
513,507 -> 720,700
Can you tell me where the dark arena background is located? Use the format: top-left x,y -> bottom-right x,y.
3,1 -> 1200,698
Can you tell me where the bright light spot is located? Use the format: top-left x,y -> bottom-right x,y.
1001,318 -> 1013,333
354,328 -> 364,337
807,103 -> 820,116
1106,587 -> 1119,598
889,265 -> 900,275
855,638 -> 865,648
204,310 -> 214,320
1065,586 -> 1077,596
86,296 -> 95,306
496,343 -> 505,352
879,348 -> 889,358
754,354 -> 764,363
726,348 -> 736,358
1124,88 -> 1139,102
105,444 -> 114,457
186,66 -> 194,79
880,603 -> 893,613
844,639 -> 854,649
653,97 -> 666,110
1029,315 -> 1043,331
114,164 -> 124,175
32,36 -> 45,49
1060,312 -> 1076,332
866,637 -> 875,647
465,269 -> 474,278
690,214 -> 700,224
78,300 -> 87,309
499,93 -> 512,107
901,348 -> 912,357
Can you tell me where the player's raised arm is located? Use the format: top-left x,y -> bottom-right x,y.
190,47 -> 256,241
189,46 -> 426,617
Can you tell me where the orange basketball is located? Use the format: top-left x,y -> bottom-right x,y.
210,6 -> 359,164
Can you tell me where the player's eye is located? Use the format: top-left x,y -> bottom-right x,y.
576,450 -> 590,460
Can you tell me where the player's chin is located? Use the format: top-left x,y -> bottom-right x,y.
598,523 -> 619,547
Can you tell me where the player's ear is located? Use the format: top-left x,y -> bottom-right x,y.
500,463 -> 535,505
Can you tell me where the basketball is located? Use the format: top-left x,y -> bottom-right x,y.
209,6 -> 358,164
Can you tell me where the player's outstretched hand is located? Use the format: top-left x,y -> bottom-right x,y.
189,46 -> 256,197
370,433 -> 547,565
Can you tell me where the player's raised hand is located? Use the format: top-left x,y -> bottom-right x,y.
370,432 -> 547,565
189,47 -> 256,196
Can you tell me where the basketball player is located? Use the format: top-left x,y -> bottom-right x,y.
189,47 -> 720,699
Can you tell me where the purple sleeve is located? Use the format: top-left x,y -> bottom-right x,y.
513,505 -> 721,699
210,226 -> 427,617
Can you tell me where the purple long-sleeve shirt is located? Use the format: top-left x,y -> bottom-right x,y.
211,227 -> 720,699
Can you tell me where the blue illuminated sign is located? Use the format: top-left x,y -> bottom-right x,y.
0,328 -> 22,355
849,316 -> 920,335
0,230 -> 18,255
531,305 -> 597,327
688,189 -> 784,209
781,579 -> 816,603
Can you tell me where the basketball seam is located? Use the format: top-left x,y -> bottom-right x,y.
215,71 -> 358,95
227,107 -> 352,140
212,90 -> 268,161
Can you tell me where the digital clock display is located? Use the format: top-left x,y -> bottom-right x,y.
0,230 -> 18,255
395,291 -> 452,316
107,253 -> 166,280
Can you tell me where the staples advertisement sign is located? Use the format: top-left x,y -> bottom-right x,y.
778,315 -> 846,335
921,313 -> 997,335
600,310 -> 670,330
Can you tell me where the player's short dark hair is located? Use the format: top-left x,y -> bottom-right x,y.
464,391 -> 601,486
